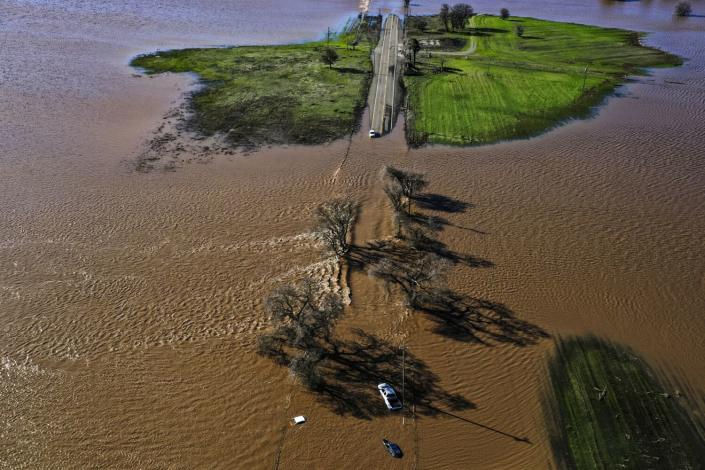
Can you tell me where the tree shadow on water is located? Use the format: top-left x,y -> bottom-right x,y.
347,240 -> 546,346
412,193 -> 487,234
414,193 -> 474,213
414,288 -> 548,346
264,328 -> 476,420
405,227 -> 494,268
429,406 -> 533,443
349,235 -> 492,275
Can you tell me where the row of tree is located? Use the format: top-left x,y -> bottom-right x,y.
257,166 -> 547,397
383,165 -> 427,235
376,167 -> 452,308
439,3 -> 474,32
408,7 -> 510,34
258,167 -> 453,388
258,198 -> 358,387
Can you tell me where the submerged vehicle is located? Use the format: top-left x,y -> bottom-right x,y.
378,383 -> 402,410
382,439 -> 403,458
369,129 -> 377,138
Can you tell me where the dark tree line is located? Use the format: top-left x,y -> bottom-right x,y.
675,1 -> 692,16
407,16 -> 428,33
439,3 -> 474,32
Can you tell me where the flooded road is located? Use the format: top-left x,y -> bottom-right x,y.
1,0 -> 704,468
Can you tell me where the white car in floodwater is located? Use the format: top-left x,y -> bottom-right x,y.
369,129 -> 377,138
378,383 -> 402,410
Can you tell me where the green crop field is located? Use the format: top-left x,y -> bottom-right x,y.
131,25 -> 375,148
546,337 -> 705,469
404,15 -> 681,146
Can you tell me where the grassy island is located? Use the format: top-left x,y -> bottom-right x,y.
131,24 -> 376,148
547,337 -> 705,469
404,15 -> 681,146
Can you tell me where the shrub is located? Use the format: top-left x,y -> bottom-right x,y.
320,47 -> 339,68
675,1 -> 692,16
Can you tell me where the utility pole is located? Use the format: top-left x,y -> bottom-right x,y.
327,27 -> 331,45
402,345 -> 406,424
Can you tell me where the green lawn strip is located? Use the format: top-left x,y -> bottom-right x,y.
546,336 -> 705,469
404,15 -> 681,146
131,29 -> 373,148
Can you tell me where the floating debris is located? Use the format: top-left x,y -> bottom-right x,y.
292,415 -> 306,425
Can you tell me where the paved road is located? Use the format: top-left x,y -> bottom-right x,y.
368,14 -> 402,137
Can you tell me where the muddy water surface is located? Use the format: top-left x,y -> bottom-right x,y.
1,0 -> 705,468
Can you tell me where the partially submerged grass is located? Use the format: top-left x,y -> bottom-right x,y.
131,27 -> 375,148
546,336 -> 705,469
404,15 -> 681,146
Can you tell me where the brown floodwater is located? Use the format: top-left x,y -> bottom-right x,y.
1,0 -> 704,468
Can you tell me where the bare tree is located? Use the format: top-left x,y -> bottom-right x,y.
440,4 -> 451,31
384,184 -> 405,237
383,166 -> 428,215
393,210 -> 413,239
315,198 -> 359,257
404,254 -> 450,307
289,350 -> 324,388
266,280 -> 313,324
259,278 -> 344,388
405,216 -> 442,249
384,184 -> 405,214
369,253 -> 449,307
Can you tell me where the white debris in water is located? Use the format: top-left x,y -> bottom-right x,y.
292,415 -> 306,425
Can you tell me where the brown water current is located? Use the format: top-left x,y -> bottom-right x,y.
1,0 -> 705,468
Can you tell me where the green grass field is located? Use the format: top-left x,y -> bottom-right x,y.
404,15 -> 681,146
131,27 -> 375,148
547,337 -> 705,469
